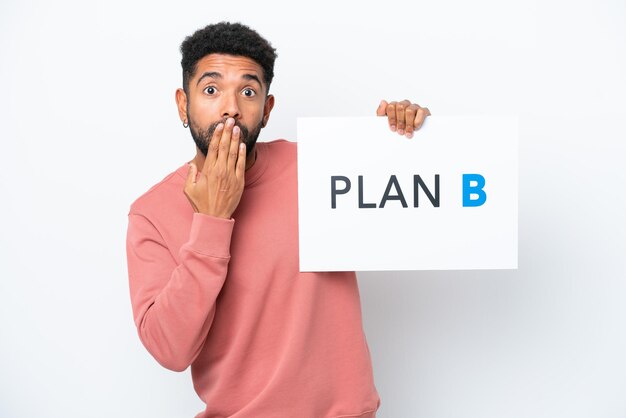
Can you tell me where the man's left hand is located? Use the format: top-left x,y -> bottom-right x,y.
376,99 -> 431,139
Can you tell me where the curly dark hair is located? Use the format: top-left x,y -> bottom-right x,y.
180,22 -> 277,95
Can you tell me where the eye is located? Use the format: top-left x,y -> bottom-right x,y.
242,88 -> 256,97
204,86 -> 217,95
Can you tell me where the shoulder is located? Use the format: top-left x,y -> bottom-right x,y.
128,164 -> 188,218
261,139 -> 297,161
263,139 -> 297,151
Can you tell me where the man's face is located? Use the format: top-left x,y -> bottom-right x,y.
181,53 -> 273,157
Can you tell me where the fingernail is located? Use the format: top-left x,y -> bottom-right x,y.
391,125 -> 396,131
217,122 -> 224,130
233,126 -> 240,135
407,132 -> 413,139
240,143 -> 245,149
398,129 -> 405,135
227,118 -> 234,126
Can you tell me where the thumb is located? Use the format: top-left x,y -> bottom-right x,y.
376,99 -> 388,116
186,162 -> 198,186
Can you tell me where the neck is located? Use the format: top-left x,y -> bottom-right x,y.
192,144 -> 257,172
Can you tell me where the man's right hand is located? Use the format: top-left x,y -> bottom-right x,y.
184,118 -> 247,219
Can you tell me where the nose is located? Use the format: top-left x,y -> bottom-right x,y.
221,92 -> 241,120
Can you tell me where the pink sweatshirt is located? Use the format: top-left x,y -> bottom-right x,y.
126,140 -> 380,417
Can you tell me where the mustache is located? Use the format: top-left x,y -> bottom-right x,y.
189,117 -> 263,158
206,118 -> 250,141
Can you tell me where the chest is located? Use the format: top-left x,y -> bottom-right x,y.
230,169 -> 299,269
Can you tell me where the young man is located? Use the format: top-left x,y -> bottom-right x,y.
126,22 -> 430,418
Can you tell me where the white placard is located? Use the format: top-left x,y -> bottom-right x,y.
296,116 -> 518,272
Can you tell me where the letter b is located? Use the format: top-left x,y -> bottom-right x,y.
462,174 -> 487,207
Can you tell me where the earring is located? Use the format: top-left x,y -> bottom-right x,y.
183,120 -> 189,128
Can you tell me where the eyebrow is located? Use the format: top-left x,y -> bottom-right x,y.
196,71 -> 263,89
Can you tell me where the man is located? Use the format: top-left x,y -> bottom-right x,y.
126,22 -> 430,418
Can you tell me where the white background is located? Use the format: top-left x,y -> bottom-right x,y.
1,0 -> 624,417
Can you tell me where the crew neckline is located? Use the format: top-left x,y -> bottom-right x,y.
175,141 -> 269,189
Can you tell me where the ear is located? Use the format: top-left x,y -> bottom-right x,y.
175,88 -> 188,125
262,94 -> 275,127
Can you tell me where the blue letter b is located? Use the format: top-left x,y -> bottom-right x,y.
462,174 -> 487,207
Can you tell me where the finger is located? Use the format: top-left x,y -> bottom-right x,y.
235,142 -> 247,180
395,99 -> 411,135
404,104 -> 419,138
183,163 -> 200,212
185,162 -> 198,192
386,101 -> 397,132
376,99 -> 388,116
217,117 -> 235,168
413,106 -> 432,131
227,125 -> 241,171
205,122 -> 224,172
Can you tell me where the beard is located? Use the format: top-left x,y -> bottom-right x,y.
189,117 -> 263,158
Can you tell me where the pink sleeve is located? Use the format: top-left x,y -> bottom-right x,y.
126,212 -> 234,372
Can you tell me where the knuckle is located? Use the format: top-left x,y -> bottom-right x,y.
212,169 -> 224,180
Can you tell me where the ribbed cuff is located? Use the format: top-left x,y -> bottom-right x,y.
186,213 -> 235,258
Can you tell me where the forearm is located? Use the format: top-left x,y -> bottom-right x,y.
127,212 -> 233,371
